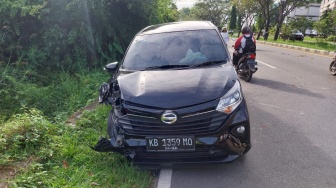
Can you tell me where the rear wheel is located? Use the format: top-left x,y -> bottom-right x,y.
243,67 -> 253,82
330,61 -> 336,75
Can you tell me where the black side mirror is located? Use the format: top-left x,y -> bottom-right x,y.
104,62 -> 118,72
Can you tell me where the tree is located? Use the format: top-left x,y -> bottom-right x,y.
255,13 -> 266,39
314,9 -> 336,40
179,7 -> 198,21
256,0 -> 276,40
0,0 -> 178,77
237,14 -> 242,36
287,17 -> 313,34
155,0 -> 179,23
273,0 -> 310,40
192,0 -> 231,28
229,5 -> 237,31
232,0 -> 259,28
179,7 -> 191,20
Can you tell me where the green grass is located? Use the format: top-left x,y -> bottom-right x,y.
1,106 -> 153,188
0,70 -> 108,121
229,32 -> 336,51
257,34 -> 336,52
0,69 -> 153,187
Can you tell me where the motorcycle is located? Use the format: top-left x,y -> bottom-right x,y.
236,52 -> 258,82
231,38 -> 258,82
329,52 -> 336,75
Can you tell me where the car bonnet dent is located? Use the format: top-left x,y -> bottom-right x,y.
117,65 -> 233,108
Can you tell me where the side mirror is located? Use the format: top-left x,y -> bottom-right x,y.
104,62 -> 118,72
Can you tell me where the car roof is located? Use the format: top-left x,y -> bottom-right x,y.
138,21 -> 217,35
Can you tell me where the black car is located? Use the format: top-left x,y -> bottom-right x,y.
292,30 -> 304,41
93,21 -> 251,168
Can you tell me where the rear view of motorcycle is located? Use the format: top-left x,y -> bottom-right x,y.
236,52 -> 258,82
329,52 -> 336,75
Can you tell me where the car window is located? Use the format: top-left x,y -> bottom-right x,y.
122,30 -> 228,70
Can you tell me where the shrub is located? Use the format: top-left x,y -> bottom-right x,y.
0,68 -> 107,121
0,109 -> 54,164
326,35 -> 336,42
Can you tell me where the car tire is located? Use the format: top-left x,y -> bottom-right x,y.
107,110 -> 115,138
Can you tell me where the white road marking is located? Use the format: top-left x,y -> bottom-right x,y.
157,169 -> 172,188
257,60 -> 276,69
258,102 -> 280,109
247,100 -> 280,109
228,49 -> 276,69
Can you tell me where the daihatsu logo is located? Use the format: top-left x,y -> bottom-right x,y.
161,111 -> 177,124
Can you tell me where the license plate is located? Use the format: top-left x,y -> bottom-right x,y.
146,136 -> 195,151
247,59 -> 256,65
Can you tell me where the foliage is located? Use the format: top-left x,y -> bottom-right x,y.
0,109 -> 54,164
280,23 -> 293,40
192,0 -> 231,28
0,69 -> 107,121
232,0 -> 259,27
273,0 -> 310,40
1,106 -> 153,187
287,17 -> 313,33
179,8 -> 197,21
314,9 -> 336,38
0,0 -> 178,79
237,15 -> 242,32
327,35 -> 336,42
255,13 -> 264,31
229,5 -> 237,30
259,36 -> 336,51
155,0 -> 179,23
0,0 -> 177,186
0,0 -> 179,120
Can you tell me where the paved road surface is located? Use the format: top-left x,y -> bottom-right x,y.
156,41 -> 336,188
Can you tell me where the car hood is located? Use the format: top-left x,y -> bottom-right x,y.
117,64 -> 236,108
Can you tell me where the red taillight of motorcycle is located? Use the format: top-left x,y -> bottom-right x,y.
249,54 -> 256,59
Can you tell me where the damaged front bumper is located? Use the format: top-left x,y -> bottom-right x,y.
91,131 -> 251,167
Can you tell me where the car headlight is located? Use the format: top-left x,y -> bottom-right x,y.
216,80 -> 243,114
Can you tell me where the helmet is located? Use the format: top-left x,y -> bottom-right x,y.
241,26 -> 251,34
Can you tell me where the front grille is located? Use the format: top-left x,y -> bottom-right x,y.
117,101 -> 229,136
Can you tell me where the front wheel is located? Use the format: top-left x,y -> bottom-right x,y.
107,110 -> 115,138
330,61 -> 336,75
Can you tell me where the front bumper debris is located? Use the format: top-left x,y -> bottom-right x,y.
91,131 -> 250,166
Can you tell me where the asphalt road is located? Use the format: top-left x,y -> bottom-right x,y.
159,42 -> 336,188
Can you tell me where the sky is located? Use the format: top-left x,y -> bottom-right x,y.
174,0 -> 198,10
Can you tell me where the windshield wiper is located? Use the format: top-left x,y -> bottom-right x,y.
191,60 -> 227,68
142,64 -> 190,70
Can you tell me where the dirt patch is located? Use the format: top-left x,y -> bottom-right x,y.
0,100 -> 99,188
66,99 -> 99,126
0,157 -> 34,188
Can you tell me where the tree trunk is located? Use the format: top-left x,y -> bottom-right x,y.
264,16 -> 270,41
263,0 -> 271,41
274,17 -> 285,41
257,21 -> 266,40
274,24 -> 281,41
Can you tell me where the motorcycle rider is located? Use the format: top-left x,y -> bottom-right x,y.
232,26 -> 256,68
220,27 -> 230,46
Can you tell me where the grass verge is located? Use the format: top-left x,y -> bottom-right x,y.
229,33 -> 336,51
0,106 -> 153,188
257,35 -> 336,52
